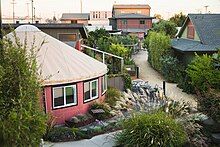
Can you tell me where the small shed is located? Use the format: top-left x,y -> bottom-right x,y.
6,25 -> 108,124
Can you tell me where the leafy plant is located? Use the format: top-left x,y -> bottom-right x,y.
169,12 -> 187,27
161,55 -> 180,82
0,35 -> 47,146
148,31 -> 171,71
186,54 -> 220,93
45,127 -> 79,142
90,102 -> 112,120
116,112 -> 187,147
105,87 -> 121,107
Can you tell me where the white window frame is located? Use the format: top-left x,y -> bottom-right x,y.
53,85 -> 77,109
102,75 -> 107,95
84,79 -> 99,102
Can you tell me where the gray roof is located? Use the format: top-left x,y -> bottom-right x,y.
61,13 -> 89,20
178,14 -> 220,46
113,13 -> 154,19
172,38 -> 219,52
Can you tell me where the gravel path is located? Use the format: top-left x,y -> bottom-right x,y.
132,50 -> 197,107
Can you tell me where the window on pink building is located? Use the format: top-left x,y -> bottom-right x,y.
53,85 -> 77,109
101,75 -> 107,94
84,79 -> 98,102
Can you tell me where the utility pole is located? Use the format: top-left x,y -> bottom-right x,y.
34,7 -> 36,21
204,5 -> 209,13
26,2 -> 30,21
31,0 -> 33,23
0,0 -> 2,39
11,0 -> 16,23
80,0 -> 82,13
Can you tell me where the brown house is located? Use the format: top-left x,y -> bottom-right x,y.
109,4 -> 154,37
3,23 -> 88,48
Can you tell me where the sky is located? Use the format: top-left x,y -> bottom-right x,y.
2,0 -> 220,20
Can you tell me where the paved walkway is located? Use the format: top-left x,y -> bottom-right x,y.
44,131 -> 118,147
132,50 -> 197,107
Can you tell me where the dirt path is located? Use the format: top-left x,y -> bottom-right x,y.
132,50 -> 197,107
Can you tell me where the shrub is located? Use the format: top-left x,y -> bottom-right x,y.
105,87 -> 121,107
90,102 -> 112,120
0,35 -> 47,146
186,54 -> 220,93
116,112 -> 187,147
45,127 -> 80,142
161,55 -> 180,82
148,32 -> 171,71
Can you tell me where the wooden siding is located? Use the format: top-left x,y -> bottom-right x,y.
117,19 -> 152,30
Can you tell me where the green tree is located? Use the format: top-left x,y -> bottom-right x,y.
148,32 -> 171,71
0,37 -> 47,146
169,12 -> 187,27
153,20 -> 177,38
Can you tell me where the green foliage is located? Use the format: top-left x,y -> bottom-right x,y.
148,31 -> 171,71
116,112 -> 187,147
105,87 -> 121,107
90,102 -> 112,120
161,56 -> 180,82
153,20 -> 178,38
122,73 -> 132,89
186,54 -> 220,93
0,37 -> 47,146
198,91 -> 220,122
169,12 -> 187,27
109,43 -> 130,59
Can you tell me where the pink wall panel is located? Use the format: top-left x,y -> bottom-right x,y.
44,76 -> 106,124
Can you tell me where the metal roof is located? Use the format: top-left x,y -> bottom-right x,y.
60,13 -> 89,20
6,25 -> 107,86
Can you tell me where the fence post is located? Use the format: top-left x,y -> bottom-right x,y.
136,66 -> 139,78
163,81 -> 166,97
102,53 -> 105,64
121,59 -> 124,73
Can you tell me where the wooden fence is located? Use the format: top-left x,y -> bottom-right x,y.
108,76 -> 125,91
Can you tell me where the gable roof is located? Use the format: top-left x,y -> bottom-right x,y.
113,4 -> 151,9
111,13 -> 154,19
6,25 -> 107,86
178,14 -> 220,46
61,13 -> 90,20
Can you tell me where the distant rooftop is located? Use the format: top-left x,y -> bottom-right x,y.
113,4 -> 151,9
60,13 -> 90,20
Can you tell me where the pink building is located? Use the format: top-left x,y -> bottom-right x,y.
7,25 -> 108,124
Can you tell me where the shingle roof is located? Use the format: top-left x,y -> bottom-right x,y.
173,14 -> 220,52
172,38 -> 219,52
113,4 -> 151,9
60,13 -> 89,20
178,14 -> 220,46
112,13 -> 154,19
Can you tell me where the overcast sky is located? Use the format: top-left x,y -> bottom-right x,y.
2,0 -> 220,19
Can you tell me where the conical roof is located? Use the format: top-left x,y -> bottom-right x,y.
6,25 -> 107,86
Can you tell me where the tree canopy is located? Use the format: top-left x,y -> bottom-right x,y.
169,12 -> 187,27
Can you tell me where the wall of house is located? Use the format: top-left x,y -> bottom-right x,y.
114,8 -> 150,16
44,76 -> 105,124
181,20 -> 200,41
42,28 -> 80,40
117,19 -> 152,30
61,20 -> 89,25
